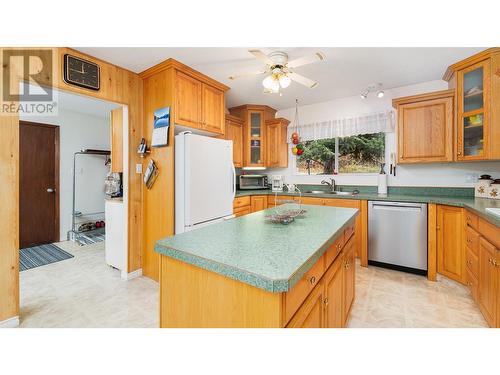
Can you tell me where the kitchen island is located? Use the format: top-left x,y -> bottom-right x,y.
155,204 -> 359,328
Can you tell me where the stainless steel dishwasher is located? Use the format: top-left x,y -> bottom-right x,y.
368,201 -> 428,275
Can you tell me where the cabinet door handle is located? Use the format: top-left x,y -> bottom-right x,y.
323,298 -> 329,306
309,276 -> 316,285
436,226 -> 441,230
458,151 -> 462,156
467,239 -> 472,244
467,260 -> 472,265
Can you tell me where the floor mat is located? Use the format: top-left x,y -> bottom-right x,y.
76,229 -> 105,245
20,243 -> 74,271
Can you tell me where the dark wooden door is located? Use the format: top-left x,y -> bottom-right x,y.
19,121 -> 59,248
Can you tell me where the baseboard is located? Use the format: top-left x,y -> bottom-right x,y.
0,316 -> 20,328
121,268 -> 142,280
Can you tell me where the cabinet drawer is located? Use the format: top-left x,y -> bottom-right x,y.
300,197 -> 324,205
465,211 -> 478,230
233,196 -> 250,209
325,235 -> 344,269
233,206 -> 250,217
465,226 -> 480,255
466,246 -> 479,278
466,268 -> 478,302
284,254 -> 326,324
344,222 -> 355,242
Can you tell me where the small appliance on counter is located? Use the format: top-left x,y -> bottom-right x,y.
271,175 -> 284,192
238,174 -> 269,190
105,172 -> 123,198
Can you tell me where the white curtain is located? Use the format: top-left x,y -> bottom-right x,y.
287,110 -> 395,143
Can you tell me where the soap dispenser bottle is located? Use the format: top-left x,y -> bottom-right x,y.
378,163 -> 388,195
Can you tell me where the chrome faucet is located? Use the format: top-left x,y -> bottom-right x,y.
321,178 -> 336,192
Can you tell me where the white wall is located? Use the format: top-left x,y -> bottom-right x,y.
272,80 -> 500,187
20,108 -> 110,240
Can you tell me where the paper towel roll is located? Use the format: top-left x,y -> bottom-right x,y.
378,173 -> 388,195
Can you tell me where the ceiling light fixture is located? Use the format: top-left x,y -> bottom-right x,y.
360,83 -> 384,99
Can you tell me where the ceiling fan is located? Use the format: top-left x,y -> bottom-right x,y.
229,49 -> 326,94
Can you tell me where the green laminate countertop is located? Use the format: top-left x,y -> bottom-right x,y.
155,204 -> 358,293
236,189 -> 500,228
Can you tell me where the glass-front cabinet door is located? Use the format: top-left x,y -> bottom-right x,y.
247,110 -> 265,166
457,60 -> 490,160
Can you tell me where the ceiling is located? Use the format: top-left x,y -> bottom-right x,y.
76,47 -> 485,110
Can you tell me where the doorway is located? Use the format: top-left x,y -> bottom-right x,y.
19,121 -> 60,248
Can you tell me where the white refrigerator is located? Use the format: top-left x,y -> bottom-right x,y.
175,132 -> 236,234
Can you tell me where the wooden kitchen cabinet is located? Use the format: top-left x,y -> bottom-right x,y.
286,281 -> 325,328
266,118 -> 290,168
224,114 -> 244,167
174,68 -> 228,135
342,237 -> 356,325
250,195 -> 267,212
392,90 -> 454,163
229,105 -> 290,168
175,70 -> 201,129
477,237 -> 498,327
444,48 -> 500,160
323,254 -> 344,328
436,205 -> 465,284
201,83 -> 224,134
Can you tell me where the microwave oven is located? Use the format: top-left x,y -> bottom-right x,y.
238,175 -> 268,190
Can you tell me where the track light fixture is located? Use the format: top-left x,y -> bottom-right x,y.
360,83 -> 384,99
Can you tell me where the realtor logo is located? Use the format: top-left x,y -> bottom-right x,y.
1,48 -> 58,115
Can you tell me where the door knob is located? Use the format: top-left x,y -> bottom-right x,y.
46,188 -> 55,193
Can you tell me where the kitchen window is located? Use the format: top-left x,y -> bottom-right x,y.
296,132 -> 385,175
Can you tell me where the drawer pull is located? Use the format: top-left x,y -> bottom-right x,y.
309,276 -> 316,285
467,260 -> 472,265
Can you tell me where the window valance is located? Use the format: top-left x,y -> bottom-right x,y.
287,110 -> 395,143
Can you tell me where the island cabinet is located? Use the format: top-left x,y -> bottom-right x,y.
224,114 -> 244,167
174,67 -> 228,135
157,205 -> 359,328
444,48 -> 500,160
392,90 -> 454,163
285,235 -> 356,328
436,205 -> 466,284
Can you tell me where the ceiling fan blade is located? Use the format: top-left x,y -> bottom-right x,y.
287,52 -> 326,68
229,69 -> 267,80
288,72 -> 319,89
248,49 -> 274,65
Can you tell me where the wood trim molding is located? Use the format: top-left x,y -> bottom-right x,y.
392,89 -> 455,108
225,113 -> 244,124
427,203 -> 437,281
229,104 -> 277,114
442,48 -> 500,81
139,58 -> 230,91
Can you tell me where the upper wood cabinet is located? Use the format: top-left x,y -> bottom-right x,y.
224,114 -> 244,167
175,70 -> 202,129
173,65 -> 228,135
110,107 -> 124,173
266,118 -> 290,168
444,48 -> 500,160
201,83 -> 224,134
228,104 -> 290,168
392,90 -> 454,163
436,205 -> 466,284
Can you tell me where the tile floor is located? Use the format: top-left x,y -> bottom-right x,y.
19,241 -> 159,328
19,242 -> 487,328
347,261 -> 488,328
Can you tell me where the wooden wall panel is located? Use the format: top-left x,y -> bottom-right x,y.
0,115 -> 20,322
141,68 -> 176,281
0,47 -> 143,323
110,107 -> 124,173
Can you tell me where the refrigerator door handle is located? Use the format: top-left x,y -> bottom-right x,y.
231,163 -> 236,200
